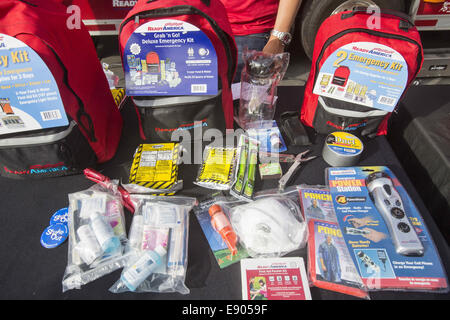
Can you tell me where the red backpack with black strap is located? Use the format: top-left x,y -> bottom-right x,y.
119,0 -> 237,142
301,7 -> 424,138
0,0 -> 123,178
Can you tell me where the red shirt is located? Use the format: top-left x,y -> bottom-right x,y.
221,0 -> 279,36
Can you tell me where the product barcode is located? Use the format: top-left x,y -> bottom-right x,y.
40,110 -> 62,121
191,84 -> 207,93
378,96 -> 396,106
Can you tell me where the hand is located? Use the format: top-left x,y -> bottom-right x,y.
362,228 -> 387,243
348,217 -> 372,228
262,36 -> 285,55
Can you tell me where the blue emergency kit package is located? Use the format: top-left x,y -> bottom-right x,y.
325,166 -> 448,292
123,19 -> 218,96
0,34 -> 68,136
313,42 -> 409,113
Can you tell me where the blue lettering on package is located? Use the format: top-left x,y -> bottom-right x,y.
326,166 -> 448,290
40,223 -> 68,249
50,207 -> 69,226
0,34 -> 68,136
313,42 -> 408,112
124,19 -> 218,96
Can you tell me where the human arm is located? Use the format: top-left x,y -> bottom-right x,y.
263,0 -> 303,54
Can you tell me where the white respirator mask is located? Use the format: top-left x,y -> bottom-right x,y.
230,197 -> 307,257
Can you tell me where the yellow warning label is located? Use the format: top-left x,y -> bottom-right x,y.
129,143 -> 179,190
198,148 -> 236,184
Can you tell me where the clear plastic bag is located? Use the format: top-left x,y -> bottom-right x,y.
62,184 -> 129,292
109,195 -> 197,294
193,192 -> 250,269
229,187 -> 307,258
238,49 -> 289,129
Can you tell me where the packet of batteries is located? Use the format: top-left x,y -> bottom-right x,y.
193,193 -> 249,269
129,143 -> 183,196
298,185 -> 369,299
246,120 -> 287,153
230,135 -> 259,201
194,145 -> 237,190
62,184 -> 130,292
109,195 -> 196,294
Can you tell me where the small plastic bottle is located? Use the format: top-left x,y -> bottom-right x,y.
209,204 -> 238,256
121,245 -> 167,291
89,212 -> 120,255
128,215 -> 144,251
75,224 -> 103,265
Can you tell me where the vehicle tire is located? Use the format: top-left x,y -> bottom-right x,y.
299,0 -> 406,60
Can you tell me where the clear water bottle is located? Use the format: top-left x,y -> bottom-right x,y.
238,50 -> 289,130
121,245 -> 167,291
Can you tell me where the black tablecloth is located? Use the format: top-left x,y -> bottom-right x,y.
0,86 -> 448,300
388,85 -> 450,245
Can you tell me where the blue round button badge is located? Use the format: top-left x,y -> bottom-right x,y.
50,207 -> 69,226
40,223 -> 69,249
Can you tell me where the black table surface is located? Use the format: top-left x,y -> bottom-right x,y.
388,85 -> 450,244
0,86 -> 448,300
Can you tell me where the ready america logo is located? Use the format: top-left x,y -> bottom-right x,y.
351,45 -> 394,58
147,22 -> 185,32
112,0 -> 137,8
4,162 -> 68,175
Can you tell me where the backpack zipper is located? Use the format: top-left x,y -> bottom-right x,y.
0,121 -> 76,148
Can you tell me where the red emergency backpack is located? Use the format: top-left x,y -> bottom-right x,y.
301,7 -> 424,137
0,0 -> 123,178
119,0 -> 237,142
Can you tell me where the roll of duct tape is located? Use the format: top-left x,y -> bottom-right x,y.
322,132 -> 364,167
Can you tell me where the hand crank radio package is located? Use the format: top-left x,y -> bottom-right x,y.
119,0 -> 237,142
325,166 -> 448,292
301,7 -> 424,137
0,0 -> 123,179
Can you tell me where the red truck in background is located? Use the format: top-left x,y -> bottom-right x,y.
63,0 -> 136,36
411,0 -> 450,30
67,0 -> 450,78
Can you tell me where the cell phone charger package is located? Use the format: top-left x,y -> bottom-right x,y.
325,166 -> 449,293
229,190 -> 307,258
62,185 -> 129,292
109,195 -> 197,294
